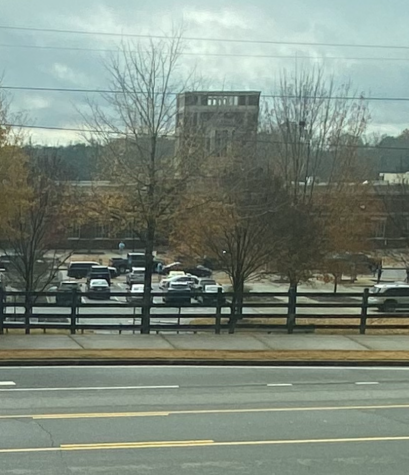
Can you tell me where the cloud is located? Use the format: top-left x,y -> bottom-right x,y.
183,8 -> 252,30
0,0 -> 408,143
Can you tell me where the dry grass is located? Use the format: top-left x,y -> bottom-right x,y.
0,348 -> 408,362
191,316 -> 409,335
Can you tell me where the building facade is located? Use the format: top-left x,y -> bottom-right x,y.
176,91 -> 261,158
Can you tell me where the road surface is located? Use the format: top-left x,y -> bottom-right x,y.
1,365 -> 409,474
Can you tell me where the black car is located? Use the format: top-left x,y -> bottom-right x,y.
163,282 -> 191,304
184,265 -> 212,278
67,261 -> 100,279
86,266 -> 111,286
194,278 -> 217,291
162,262 -> 184,275
109,256 -> 163,274
56,281 -> 81,306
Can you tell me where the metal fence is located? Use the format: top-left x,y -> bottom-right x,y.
0,288 -> 408,335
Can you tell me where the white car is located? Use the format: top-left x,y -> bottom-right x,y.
88,279 -> 110,300
369,282 -> 409,312
159,274 -> 199,290
126,284 -> 149,303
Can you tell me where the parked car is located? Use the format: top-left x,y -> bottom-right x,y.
87,279 -> 110,300
109,257 -> 128,274
55,281 -> 82,306
86,266 -> 111,286
183,265 -> 212,278
159,274 -> 198,290
67,261 -> 100,279
126,267 -> 146,286
193,278 -> 217,291
168,270 -> 186,278
163,282 -> 191,304
197,284 -> 226,305
109,255 -> 163,274
108,266 -> 119,279
126,284 -> 153,304
162,262 -> 183,275
369,283 -> 409,312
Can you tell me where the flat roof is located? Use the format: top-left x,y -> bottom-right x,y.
179,91 -> 261,95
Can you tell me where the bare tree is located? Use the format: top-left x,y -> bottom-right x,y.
84,32 -> 207,333
263,66 -> 369,202
0,152 -> 79,302
173,155 -> 288,322
262,67 -> 371,286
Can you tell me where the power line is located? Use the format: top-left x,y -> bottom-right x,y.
1,85 -> 409,102
3,122 -> 409,152
2,123 -> 123,134
1,42 -> 409,62
1,24 -> 409,51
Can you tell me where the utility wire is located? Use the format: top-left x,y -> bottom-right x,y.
1,42 -> 409,62
3,122 -> 409,152
1,24 -> 409,50
1,85 -> 408,102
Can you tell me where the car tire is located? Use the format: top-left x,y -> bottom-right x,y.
382,300 -> 398,313
119,266 -> 127,274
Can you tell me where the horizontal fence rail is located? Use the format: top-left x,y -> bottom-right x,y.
1,288 -> 409,335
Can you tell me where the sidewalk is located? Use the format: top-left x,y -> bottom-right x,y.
1,334 -> 409,364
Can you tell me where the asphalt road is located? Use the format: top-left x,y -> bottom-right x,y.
1,366 -> 409,474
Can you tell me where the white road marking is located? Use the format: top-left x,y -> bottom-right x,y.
267,383 -> 293,387
0,385 -> 179,392
0,381 -> 16,386
355,382 -> 380,385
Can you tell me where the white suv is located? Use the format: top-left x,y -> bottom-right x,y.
369,283 -> 409,312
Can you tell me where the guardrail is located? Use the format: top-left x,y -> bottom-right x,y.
0,288 -> 407,335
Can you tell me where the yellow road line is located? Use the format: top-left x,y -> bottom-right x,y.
61,440 -> 214,450
2,435 -> 409,454
33,412 -> 170,419
0,447 -> 61,454
0,403 -> 408,421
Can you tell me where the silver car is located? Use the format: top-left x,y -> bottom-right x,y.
368,283 -> 409,312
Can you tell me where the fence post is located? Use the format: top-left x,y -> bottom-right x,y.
360,288 -> 369,335
215,287 -> 222,335
0,288 -> 4,335
287,285 -> 297,334
70,289 -> 78,335
140,299 -> 151,334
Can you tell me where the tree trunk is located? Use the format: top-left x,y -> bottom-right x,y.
229,277 -> 244,332
333,274 -> 339,293
141,223 -> 155,334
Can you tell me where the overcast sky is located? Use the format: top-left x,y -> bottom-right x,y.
1,0 -> 409,144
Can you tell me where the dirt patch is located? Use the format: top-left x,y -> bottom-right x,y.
0,348 -> 408,362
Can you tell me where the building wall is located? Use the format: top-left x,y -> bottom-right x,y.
176,91 -> 260,158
